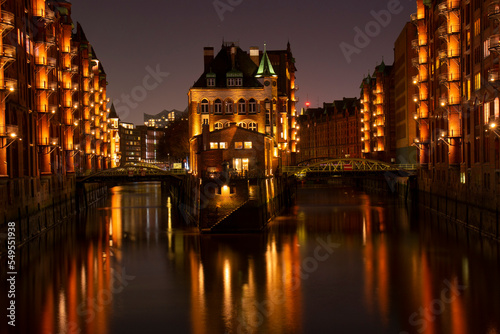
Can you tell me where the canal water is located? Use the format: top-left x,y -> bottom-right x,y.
2,182 -> 500,334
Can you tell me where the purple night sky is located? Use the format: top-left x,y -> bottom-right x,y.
70,0 -> 416,125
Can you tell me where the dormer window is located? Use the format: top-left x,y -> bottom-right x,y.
206,72 -> 216,87
227,78 -> 242,87
227,70 -> 243,87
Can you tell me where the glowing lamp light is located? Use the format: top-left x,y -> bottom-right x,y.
10,132 -> 17,138
221,185 -> 230,196
305,102 -> 310,107
9,87 -> 14,92
491,122 -> 497,129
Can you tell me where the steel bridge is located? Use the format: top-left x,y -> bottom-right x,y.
78,162 -> 186,184
282,158 -> 415,177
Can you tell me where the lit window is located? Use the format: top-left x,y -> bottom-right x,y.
210,142 -> 218,149
248,122 -> 257,131
214,122 -> 223,130
244,141 -> 252,149
484,102 -> 491,124
474,73 -> 481,91
235,142 -> 243,149
219,142 -> 227,149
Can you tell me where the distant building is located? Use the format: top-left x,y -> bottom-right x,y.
360,61 -> 396,163
297,98 -> 363,162
119,122 -> 141,165
188,42 -> 297,176
394,22 -> 419,165
144,109 -> 185,128
136,125 -> 166,168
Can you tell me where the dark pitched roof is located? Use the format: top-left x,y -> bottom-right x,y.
192,45 -> 262,89
108,104 -> 119,119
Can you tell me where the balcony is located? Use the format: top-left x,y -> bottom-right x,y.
45,35 -> 55,47
489,35 -> 500,53
488,67 -> 499,82
438,49 -> 448,60
411,39 -> 419,50
438,2 -> 448,15
439,73 -> 449,85
1,78 -> 16,92
70,46 -> 78,56
437,25 -> 448,39
488,1 -> 500,21
412,57 -> 420,68
0,10 -> 14,35
0,44 -> 16,67
36,81 -> 49,90
410,13 -> 418,24
46,8 -> 55,22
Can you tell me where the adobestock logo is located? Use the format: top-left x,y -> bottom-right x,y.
213,0 -> 244,22
114,65 -> 170,121
340,0 -> 405,64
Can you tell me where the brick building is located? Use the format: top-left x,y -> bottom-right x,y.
412,0 -> 500,203
360,61 -> 396,163
296,98 -> 363,162
188,42 -> 297,176
190,124 -> 274,178
394,22 -> 419,165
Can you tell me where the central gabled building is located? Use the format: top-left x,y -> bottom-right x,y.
188,42 -> 297,177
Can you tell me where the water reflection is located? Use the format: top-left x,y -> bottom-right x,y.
1,183 -> 499,334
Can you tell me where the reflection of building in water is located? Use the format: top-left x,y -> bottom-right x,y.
35,212 -> 113,334
186,234 -> 302,334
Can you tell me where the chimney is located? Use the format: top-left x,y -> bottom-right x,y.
230,46 -> 237,69
202,123 -> 209,151
204,47 -> 214,72
250,46 -> 259,66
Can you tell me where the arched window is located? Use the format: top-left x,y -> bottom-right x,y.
249,99 -> 257,113
248,122 -> 257,131
214,122 -> 223,130
201,99 -> 209,114
238,99 -> 246,114
224,122 -> 231,128
225,99 -> 233,114
238,122 -> 247,129
214,99 -> 222,114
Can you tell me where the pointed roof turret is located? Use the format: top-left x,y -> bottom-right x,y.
255,44 -> 277,78
108,103 -> 119,120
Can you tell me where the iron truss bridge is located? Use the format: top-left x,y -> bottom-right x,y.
282,158 -> 416,177
78,162 -> 186,183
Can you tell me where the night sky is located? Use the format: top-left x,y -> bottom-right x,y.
70,0 -> 416,125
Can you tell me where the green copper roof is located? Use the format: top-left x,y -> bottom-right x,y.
423,0 -> 432,8
226,69 -> 243,78
255,46 -> 277,78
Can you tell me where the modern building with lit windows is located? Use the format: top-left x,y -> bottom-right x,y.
188,42 -> 298,176
412,0 -> 500,225
144,109 -> 184,128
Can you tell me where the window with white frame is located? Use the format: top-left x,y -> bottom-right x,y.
238,122 -> 247,129
249,99 -> 257,113
214,122 -> 223,130
238,99 -> 246,114
214,99 -> 222,114
225,99 -> 233,114
201,99 -> 209,114
248,122 -> 257,131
